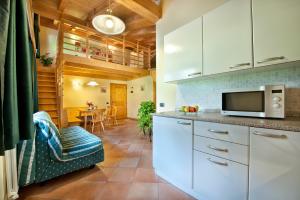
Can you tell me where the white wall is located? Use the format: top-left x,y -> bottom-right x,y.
0,157 -> 6,200
63,75 -> 126,108
156,0 -> 227,112
127,76 -> 153,119
40,26 -> 58,60
63,75 -> 153,118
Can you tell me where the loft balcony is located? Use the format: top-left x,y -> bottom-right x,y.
60,31 -> 154,81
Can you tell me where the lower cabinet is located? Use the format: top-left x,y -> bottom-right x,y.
193,150 -> 248,200
153,116 -> 193,190
249,127 -> 300,200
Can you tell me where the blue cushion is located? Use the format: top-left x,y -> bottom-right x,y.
60,126 -> 103,160
34,111 -> 102,162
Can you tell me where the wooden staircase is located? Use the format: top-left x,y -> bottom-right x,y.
37,66 -> 60,127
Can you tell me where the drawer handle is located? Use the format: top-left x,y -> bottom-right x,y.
187,72 -> 202,77
253,131 -> 287,139
257,56 -> 285,64
177,121 -> 191,126
229,62 -> 251,69
207,145 -> 228,152
208,129 -> 228,134
207,158 -> 228,166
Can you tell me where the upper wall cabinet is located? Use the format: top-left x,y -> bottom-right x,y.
253,0 -> 300,67
164,17 -> 203,82
203,0 -> 252,75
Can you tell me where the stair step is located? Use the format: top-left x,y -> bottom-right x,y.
38,84 -> 55,87
39,90 -> 56,93
38,71 -> 55,76
39,98 -> 57,104
38,80 -> 56,83
38,96 -> 56,99
39,105 -> 57,110
39,102 -> 57,105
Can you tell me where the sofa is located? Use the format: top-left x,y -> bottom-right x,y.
18,111 -> 104,186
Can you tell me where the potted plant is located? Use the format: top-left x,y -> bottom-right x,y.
40,53 -> 54,67
137,101 -> 156,142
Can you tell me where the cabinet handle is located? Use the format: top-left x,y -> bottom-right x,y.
229,62 -> 251,69
177,121 -> 191,126
208,129 -> 228,134
207,145 -> 228,152
187,72 -> 202,77
207,158 -> 228,166
257,56 -> 285,64
253,131 -> 287,139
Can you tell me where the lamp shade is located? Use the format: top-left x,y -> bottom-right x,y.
92,14 -> 125,35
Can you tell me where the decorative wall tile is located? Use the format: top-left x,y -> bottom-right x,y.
176,64 -> 300,116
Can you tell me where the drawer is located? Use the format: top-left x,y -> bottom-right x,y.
193,150 -> 248,200
194,135 -> 249,165
194,121 -> 249,145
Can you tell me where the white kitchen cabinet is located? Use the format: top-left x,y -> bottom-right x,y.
249,127 -> 300,200
203,0 -> 252,75
164,17 -> 202,82
153,116 -> 193,190
253,0 -> 300,67
194,135 -> 249,165
194,150 -> 248,200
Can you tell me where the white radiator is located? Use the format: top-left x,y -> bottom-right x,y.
4,149 -> 19,200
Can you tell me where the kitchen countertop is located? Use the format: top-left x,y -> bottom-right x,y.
152,111 -> 300,132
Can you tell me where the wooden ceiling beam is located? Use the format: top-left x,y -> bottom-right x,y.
57,0 -> 69,11
63,65 -> 139,77
114,0 -> 161,23
63,70 -> 130,81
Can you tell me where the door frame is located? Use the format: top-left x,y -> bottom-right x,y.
110,83 -> 127,119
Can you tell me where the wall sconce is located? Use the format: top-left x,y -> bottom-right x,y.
87,81 -> 99,87
140,85 -> 145,91
130,86 -> 134,93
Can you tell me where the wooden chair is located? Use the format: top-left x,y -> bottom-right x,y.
105,106 -> 118,126
90,110 -> 105,133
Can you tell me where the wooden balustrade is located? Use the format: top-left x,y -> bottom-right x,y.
62,31 -> 151,69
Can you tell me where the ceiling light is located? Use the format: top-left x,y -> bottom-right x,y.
92,0 -> 125,35
87,81 -> 99,87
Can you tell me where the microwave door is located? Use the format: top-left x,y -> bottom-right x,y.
222,91 -> 266,117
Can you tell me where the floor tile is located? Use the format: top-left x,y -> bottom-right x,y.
127,183 -> 159,200
158,183 -> 196,200
108,167 -> 136,182
134,168 -> 158,183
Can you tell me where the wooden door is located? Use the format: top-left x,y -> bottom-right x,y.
110,83 -> 127,119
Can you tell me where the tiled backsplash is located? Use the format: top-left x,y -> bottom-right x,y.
176,64 -> 300,116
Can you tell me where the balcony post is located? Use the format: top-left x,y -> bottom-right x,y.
122,36 -> 125,66
106,38 -> 109,62
137,41 -> 139,68
148,47 -> 151,69
86,35 -> 89,58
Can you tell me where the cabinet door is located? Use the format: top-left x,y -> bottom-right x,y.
164,17 -> 202,82
203,0 -> 252,75
253,0 -> 300,67
153,116 -> 193,188
250,128 -> 300,200
194,150 -> 248,200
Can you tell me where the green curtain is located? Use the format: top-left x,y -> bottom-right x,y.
0,0 -> 36,155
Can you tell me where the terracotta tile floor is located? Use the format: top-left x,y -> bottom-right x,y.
19,119 -> 195,200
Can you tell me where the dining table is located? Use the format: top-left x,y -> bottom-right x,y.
78,108 -> 105,130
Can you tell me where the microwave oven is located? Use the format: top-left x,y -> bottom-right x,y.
221,85 -> 285,118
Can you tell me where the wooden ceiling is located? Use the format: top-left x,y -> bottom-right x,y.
32,0 -> 161,48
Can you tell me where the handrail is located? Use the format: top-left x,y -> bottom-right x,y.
63,32 -> 151,69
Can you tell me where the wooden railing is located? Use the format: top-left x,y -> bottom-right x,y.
62,32 -> 151,69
